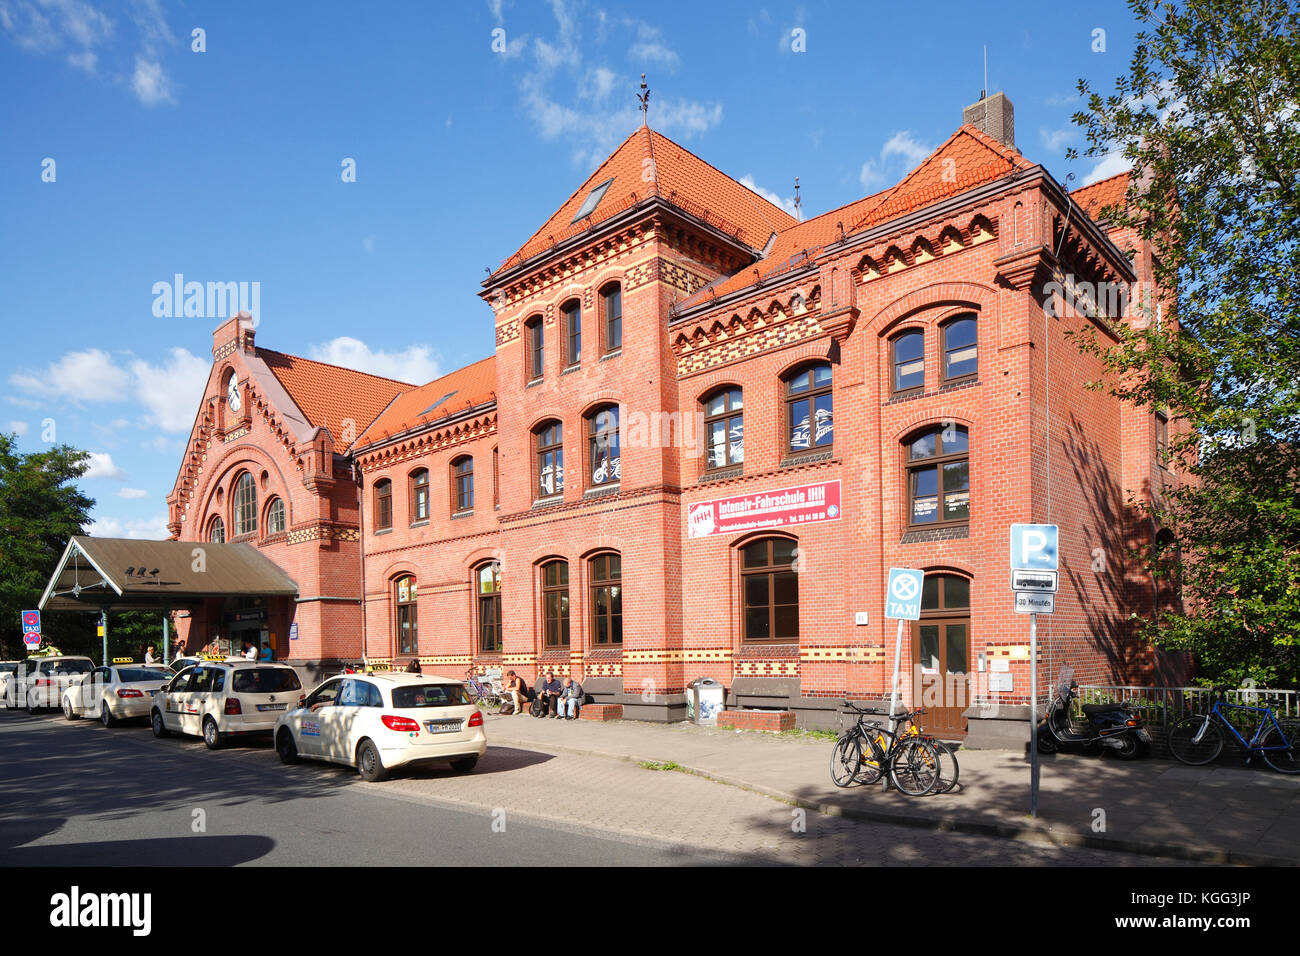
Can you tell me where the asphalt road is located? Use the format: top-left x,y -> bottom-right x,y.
0,705 -> 742,866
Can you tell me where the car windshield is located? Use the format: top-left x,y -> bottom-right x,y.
232,668 -> 301,693
117,668 -> 168,683
0,663 -> 16,673
391,684 -> 472,708
47,661 -> 92,675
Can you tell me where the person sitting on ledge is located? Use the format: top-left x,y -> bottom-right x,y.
558,676 -> 584,720
537,671 -> 563,717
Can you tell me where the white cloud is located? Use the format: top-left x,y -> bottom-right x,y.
130,347 -> 209,433
1082,151 -> 1132,185
1040,126 -> 1077,154
881,130 -> 933,167
859,159 -> 885,191
308,337 -> 440,385
362,235 -> 375,254
131,56 -> 171,105
84,452 -> 126,481
739,175 -> 798,216
86,510 -> 169,540
8,420 -> 28,436
117,487 -> 149,499
859,130 -> 936,193
9,348 -> 131,403
628,22 -> 679,69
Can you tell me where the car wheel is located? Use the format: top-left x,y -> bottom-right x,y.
151,709 -> 170,738
276,729 -> 300,765
100,703 -> 117,728
203,717 -> 223,750
356,739 -> 389,782
450,755 -> 479,773
63,698 -> 78,721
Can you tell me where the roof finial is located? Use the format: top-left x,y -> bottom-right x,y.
793,176 -> 802,222
638,73 -> 650,126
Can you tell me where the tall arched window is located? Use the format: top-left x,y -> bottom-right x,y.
541,560 -> 570,647
785,363 -> 833,453
587,405 -> 620,486
941,315 -> 978,382
906,424 -> 970,527
410,469 -> 430,522
265,497 -> 286,535
525,315 -> 544,380
394,575 -> 417,655
892,329 -> 925,394
476,562 -> 502,654
703,387 -> 743,470
209,516 -> 225,543
535,421 -> 563,499
374,479 -> 393,531
449,458 -> 473,513
590,552 -> 622,645
740,537 -> 799,642
562,299 -> 581,366
233,472 -> 257,536
601,282 -> 622,353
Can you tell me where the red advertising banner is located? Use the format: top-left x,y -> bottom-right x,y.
687,480 -> 842,539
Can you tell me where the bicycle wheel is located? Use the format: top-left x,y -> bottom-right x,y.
890,737 -> 941,795
1261,719 -> 1300,774
830,733 -> 862,787
929,738 -> 960,793
854,733 -> 885,786
1167,715 -> 1225,765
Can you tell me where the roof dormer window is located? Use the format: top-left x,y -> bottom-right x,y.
571,178 -> 614,223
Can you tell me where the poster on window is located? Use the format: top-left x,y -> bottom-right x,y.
687,479 -> 842,539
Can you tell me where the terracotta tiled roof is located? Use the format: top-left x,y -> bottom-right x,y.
256,349 -> 411,439
680,125 -> 1032,309
354,355 -> 496,448
1071,170 -> 1131,222
492,126 -> 797,277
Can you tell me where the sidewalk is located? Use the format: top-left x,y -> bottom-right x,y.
484,712 -> 1300,865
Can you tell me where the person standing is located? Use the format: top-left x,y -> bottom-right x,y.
144,645 -> 156,664
558,676 -> 584,720
242,641 -> 257,661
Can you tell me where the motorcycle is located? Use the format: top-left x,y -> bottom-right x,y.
1036,667 -> 1150,759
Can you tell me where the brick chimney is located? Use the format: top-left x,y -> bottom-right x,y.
211,313 -> 257,359
963,91 -> 1015,148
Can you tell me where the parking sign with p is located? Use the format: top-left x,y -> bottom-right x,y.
1010,524 -> 1058,571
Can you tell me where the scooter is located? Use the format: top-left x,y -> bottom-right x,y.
1036,667 -> 1150,759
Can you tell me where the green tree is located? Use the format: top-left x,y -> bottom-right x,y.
1070,0 -> 1300,684
0,433 -> 96,659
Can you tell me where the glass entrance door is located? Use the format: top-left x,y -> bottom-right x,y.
914,574 -> 971,737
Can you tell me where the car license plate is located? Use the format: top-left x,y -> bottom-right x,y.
425,718 -> 463,734
257,703 -> 287,712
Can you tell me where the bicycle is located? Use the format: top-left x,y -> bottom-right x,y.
896,707 -> 960,794
1167,687 -> 1300,774
830,701 -> 942,795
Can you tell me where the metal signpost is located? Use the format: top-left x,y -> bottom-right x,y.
884,568 -> 925,725
1009,524 -> 1058,818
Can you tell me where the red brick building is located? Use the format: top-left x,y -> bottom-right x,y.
169,92 -> 1186,739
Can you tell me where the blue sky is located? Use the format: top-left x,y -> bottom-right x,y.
0,0 -> 1137,538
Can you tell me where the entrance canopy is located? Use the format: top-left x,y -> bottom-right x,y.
38,536 -> 299,612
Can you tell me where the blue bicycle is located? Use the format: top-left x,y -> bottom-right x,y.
1168,688 -> 1300,774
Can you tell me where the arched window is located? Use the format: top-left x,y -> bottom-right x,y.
233,472 -> 257,536
209,516 -> 225,543
892,329 -> 925,394
587,405 -> 620,486
785,363 -> 832,453
265,497 -> 285,535
374,478 -> 393,531
394,575 -> 417,655
562,299 -> 581,366
740,537 -> 799,642
410,469 -> 430,522
535,421 -> 563,499
452,457 -> 474,513
601,282 -> 622,352
541,560 -> 570,647
525,315 -> 544,380
590,552 -> 622,645
476,562 -> 502,654
941,316 -> 978,382
703,387 -> 743,470
906,424 -> 970,527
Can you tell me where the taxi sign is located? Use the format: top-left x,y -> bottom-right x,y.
200,654 -> 227,661
22,610 -> 41,634
112,657 -> 134,664
366,662 -> 391,672
885,568 -> 925,621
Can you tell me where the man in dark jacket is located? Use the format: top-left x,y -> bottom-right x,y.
558,676 -> 584,719
537,671 -> 563,717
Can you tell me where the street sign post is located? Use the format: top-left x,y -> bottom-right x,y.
885,568 -> 924,725
1010,524 -> 1058,818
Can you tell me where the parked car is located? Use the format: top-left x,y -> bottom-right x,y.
151,660 -> 304,749
274,672 -> 486,781
61,663 -> 173,726
0,662 -> 21,707
168,655 -> 242,673
12,656 -> 95,713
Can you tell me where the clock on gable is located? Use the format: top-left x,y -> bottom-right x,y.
227,375 -> 241,413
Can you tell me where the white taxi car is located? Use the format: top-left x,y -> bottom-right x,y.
0,662 -> 20,707
12,656 -> 95,713
274,672 -> 486,781
61,663 -> 173,726
151,660 -> 304,749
